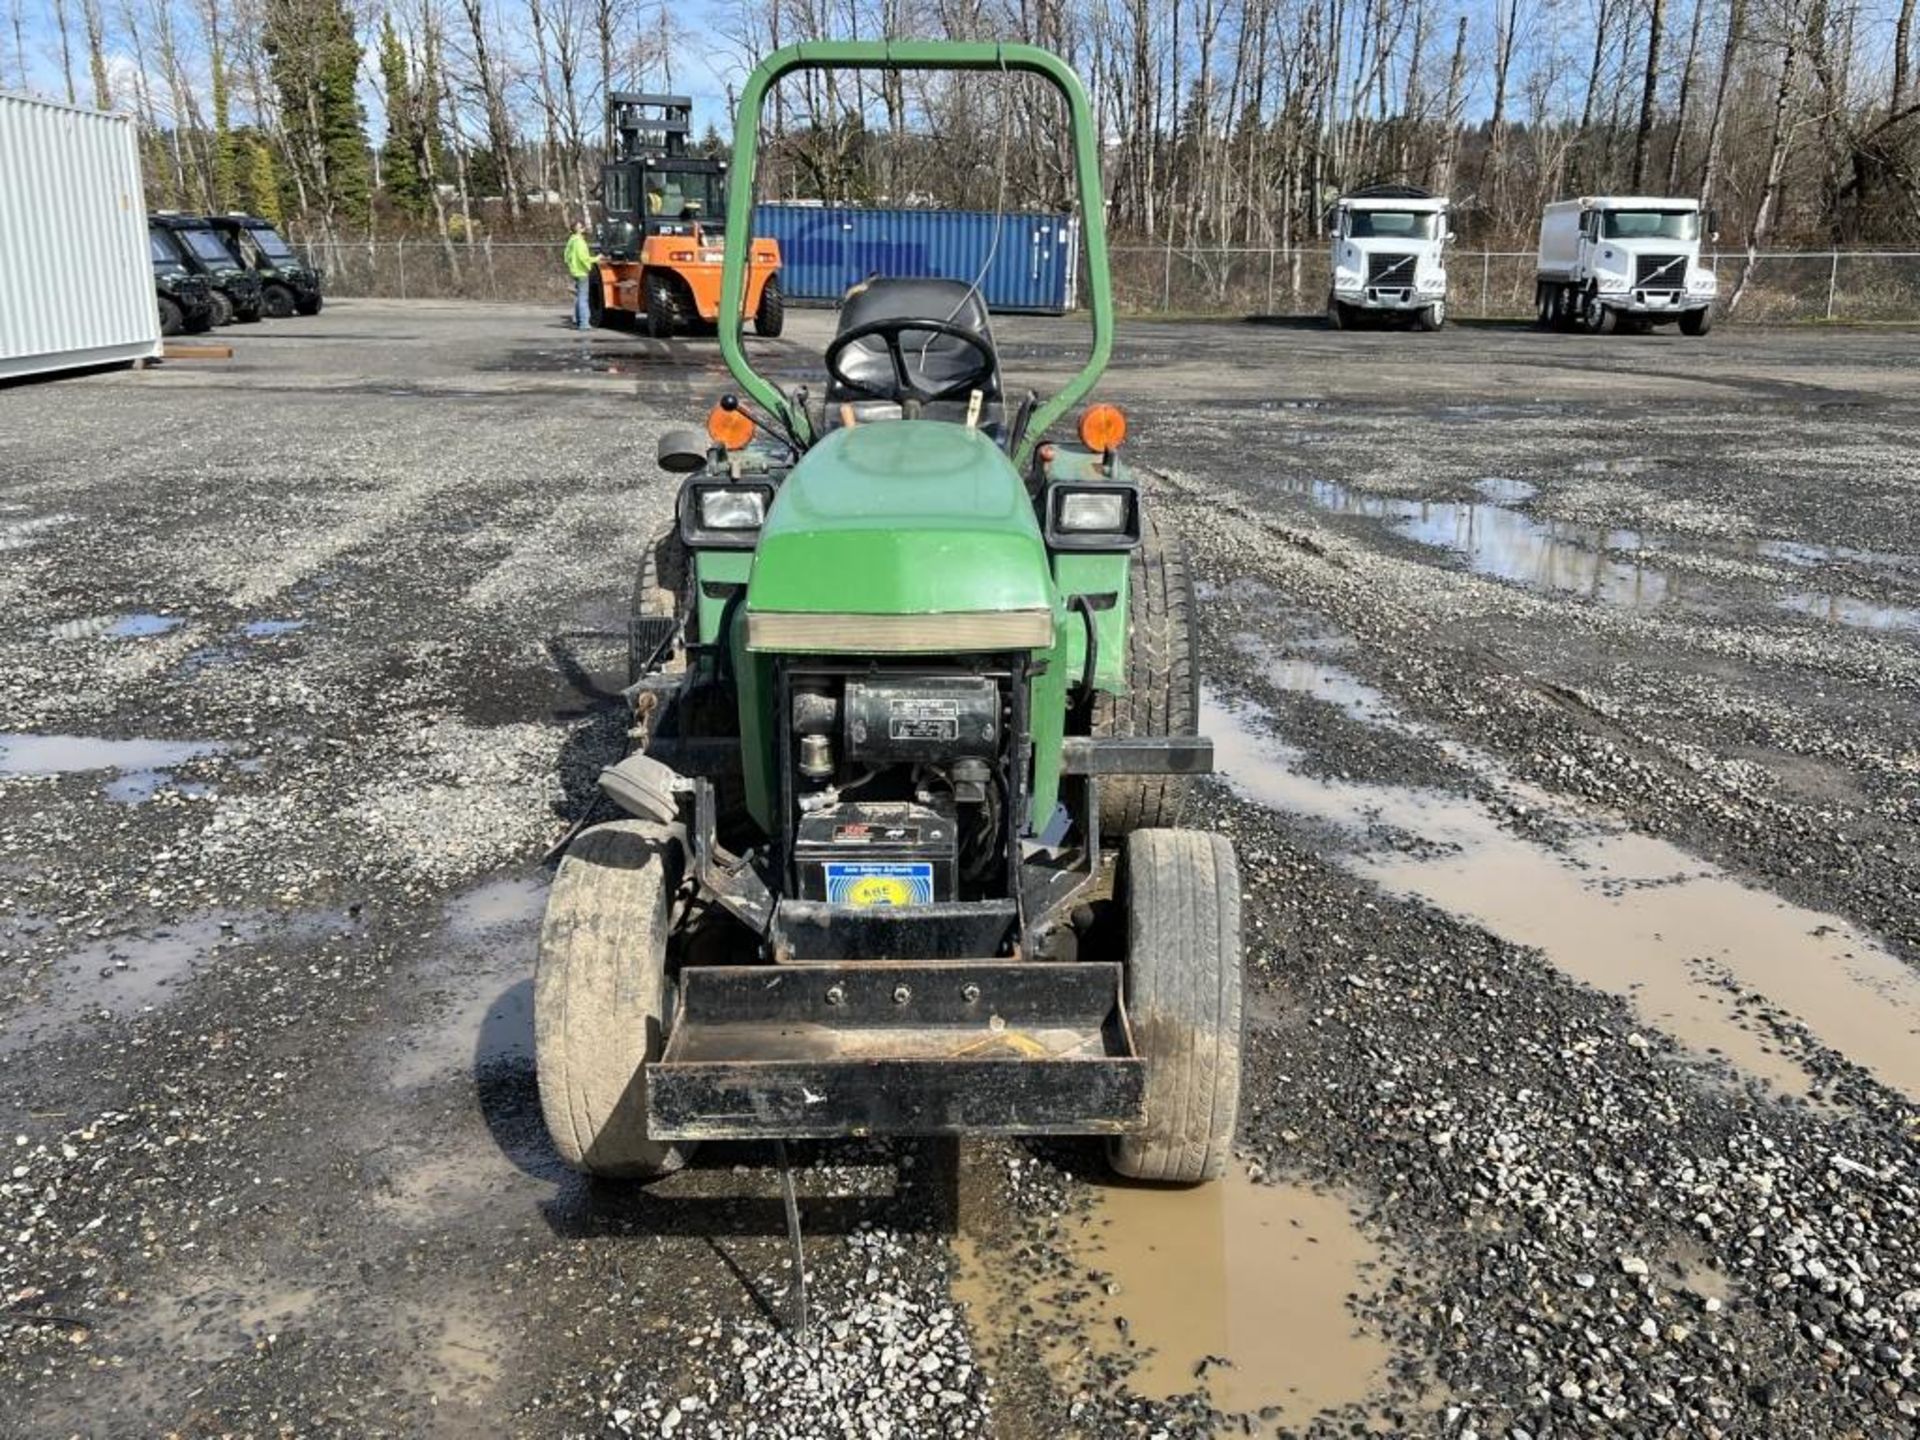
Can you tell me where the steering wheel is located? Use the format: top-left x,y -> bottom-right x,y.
823,317 -> 997,405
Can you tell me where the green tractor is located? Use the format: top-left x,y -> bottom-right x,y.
536,41 -> 1242,1187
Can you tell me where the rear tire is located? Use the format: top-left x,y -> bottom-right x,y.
629,529 -> 689,684
535,821 -> 690,1180
1109,829 -> 1243,1184
1090,511 -> 1197,837
157,296 -> 182,336
1680,307 -> 1712,336
754,275 -> 786,337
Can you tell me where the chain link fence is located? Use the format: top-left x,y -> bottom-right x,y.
298,237 -> 1920,324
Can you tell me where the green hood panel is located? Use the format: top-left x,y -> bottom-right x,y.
747,422 -> 1055,619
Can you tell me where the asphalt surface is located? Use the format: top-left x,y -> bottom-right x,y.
2,301 -> 1918,1438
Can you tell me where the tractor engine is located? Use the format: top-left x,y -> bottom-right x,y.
783,668 -> 1016,906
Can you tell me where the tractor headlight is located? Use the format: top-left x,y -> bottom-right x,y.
1059,491 -> 1128,533
1045,483 -> 1140,550
699,489 -> 767,530
679,479 -> 776,550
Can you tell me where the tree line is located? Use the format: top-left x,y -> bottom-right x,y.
9,0 -> 1917,266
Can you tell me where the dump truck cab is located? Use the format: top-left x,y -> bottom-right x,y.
1535,196 -> 1718,335
149,227 -> 215,335
206,214 -> 324,317
537,42 -> 1242,1190
148,213 -> 262,326
1326,184 -> 1452,331
591,93 -> 784,338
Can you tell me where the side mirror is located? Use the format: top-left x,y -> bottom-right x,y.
1446,230 -> 1458,245
658,427 -> 710,474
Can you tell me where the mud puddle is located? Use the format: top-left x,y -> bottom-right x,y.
1205,687 -> 1920,1101
492,345 -> 732,378
1280,475 -> 1689,609
1777,590 -> 1920,634
955,1165 -> 1392,1423
44,613 -> 185,642
0,913 -> 251,1054
0,732 -> 226,802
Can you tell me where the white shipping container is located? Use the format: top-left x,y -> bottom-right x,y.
0,91 -> 161,380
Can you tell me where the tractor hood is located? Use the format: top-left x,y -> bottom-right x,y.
745,421 -> 1057,652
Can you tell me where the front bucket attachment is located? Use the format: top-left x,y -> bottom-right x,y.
647,961 -> 1144,1141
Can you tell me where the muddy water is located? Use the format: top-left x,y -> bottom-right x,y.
1281,475 -> 1686,609
955,1166 -> 1390,1423
1777,590 -> 1920,634
1205,688 -> 1920,1101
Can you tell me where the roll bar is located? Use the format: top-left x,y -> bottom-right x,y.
717,41 -> 1113,469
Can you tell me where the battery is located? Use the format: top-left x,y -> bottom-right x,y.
794,800 -> 957,906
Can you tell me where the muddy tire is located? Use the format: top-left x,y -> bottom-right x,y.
1109,829 -> 1243,1184
535,821 -> 689,1180
1680,307 -> 1712,336
628,529 -> 689,684
1090,511 -> 1197,837
157,296 -> 183,336
262,283 -> 296,319
755,275 -> 786,337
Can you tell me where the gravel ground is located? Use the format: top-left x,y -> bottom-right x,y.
2,301 -> 1917,1438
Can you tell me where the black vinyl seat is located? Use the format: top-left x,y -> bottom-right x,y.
826,278 -> 1002,405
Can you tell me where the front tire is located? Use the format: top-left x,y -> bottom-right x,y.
754,275 -> 785,337
1680,307 -> 1713,336
1090,511 -> 1197,837
208,289 -> 234,327
535,822 -> 690,1180
1325,292 -> 1346,330
645,273 -> 679,339
157,296 -> 183,336
1109,830 -> 1244,1184
1582,291 -> 1617,335
295,295 -> 323,316
588,269 -> 608,329
262,284 -> 296,319
1417,300 -> 1445,331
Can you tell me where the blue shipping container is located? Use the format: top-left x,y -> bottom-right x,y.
751,204 -> 1079,314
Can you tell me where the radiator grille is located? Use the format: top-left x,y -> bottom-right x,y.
1367,251 -> 1417,286
1635,253 -> 1687,291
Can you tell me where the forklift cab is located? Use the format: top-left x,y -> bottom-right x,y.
596,92 -> 729,261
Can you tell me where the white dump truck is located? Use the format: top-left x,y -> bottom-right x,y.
1535,196 -> 1717,335
1325,184 -> 1452,331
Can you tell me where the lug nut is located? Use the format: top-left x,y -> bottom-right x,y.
825,984 -> 846,1006
892,984 -> 912,1005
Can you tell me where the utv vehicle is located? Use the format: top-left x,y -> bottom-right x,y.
148,214 -> 262,325
537,41 -> 1242,1187
206,214 -> 324,317
150,229 -> 216,335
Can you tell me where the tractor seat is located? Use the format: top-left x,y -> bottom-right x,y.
827,278 -> 1002,405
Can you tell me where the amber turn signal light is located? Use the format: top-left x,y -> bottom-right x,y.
707,400 -> 756,450
1078,403 -> 1127,452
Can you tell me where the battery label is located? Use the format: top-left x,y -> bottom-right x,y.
824,862 -> 934,907
832,824 -> 921,845
889,697 -> 959,742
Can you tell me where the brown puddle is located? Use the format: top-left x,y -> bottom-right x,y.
1205,688 -> 1920,1101
956,1166 -> 1391,1423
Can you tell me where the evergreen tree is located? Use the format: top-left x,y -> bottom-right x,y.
238,131 -> 283,223
379,14 -> 428,217
264,0 -> 369,226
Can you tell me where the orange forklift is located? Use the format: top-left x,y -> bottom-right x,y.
591,94 -> 784,338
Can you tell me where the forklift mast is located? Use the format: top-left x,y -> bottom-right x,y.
611,93 -> 692,161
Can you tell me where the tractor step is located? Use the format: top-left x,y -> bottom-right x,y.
647,961 -> 1144,1141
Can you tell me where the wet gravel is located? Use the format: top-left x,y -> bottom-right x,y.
2,302 -> 1917,1437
